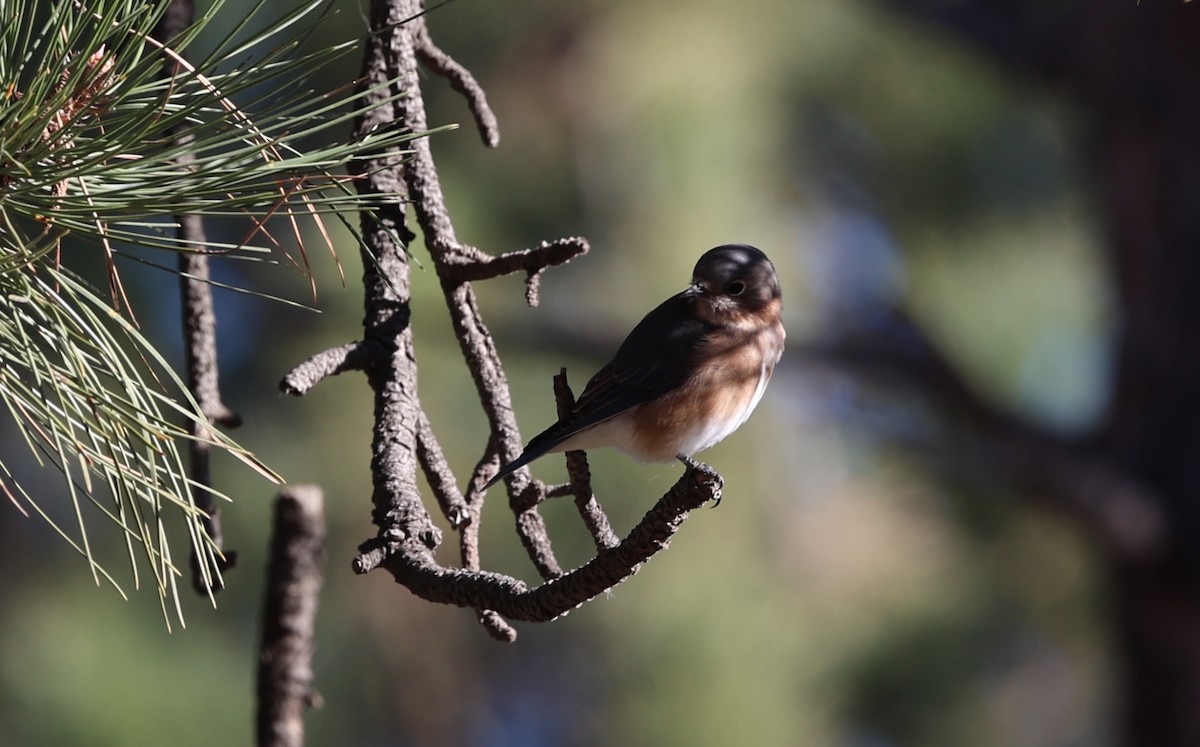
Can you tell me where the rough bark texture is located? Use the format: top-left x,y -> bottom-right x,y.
154,0 -> 241,595
256,487 -> 326,747
282,0 -> 723,642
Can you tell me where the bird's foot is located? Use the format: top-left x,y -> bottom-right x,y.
675,454 -> 724,507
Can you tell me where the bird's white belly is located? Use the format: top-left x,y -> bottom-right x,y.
551,414 -> 640,455
671,360 -> 770,456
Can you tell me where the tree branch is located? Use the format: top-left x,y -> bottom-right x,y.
414,22 -> 500,148
357,463 -> 721,621
280,341 -> 376,396
415,410 -> 470,527
282,0 -> 719,641
256,486 -> 326,747
155,0 -> 240,595
435,238 -> 589,285
553,370 -> 618,552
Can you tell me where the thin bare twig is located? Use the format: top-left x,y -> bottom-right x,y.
180,232 -> 241,594
414,22 -> 500,147
155,0 -> 240,595
553,370 -> 618,552
280,341 -> 376,396
436,238 -> 589,283
416,410 -> 470,527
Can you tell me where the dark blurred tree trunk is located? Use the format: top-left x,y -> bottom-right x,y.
870,2 -> 1200,744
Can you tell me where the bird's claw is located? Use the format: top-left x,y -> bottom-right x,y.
676,454 -> 723,507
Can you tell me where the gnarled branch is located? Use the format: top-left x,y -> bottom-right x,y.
282,0 -> 721,640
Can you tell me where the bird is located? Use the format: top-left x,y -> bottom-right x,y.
483,243 -> 785,491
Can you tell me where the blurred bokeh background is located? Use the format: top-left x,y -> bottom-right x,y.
5,0 -> 1193,745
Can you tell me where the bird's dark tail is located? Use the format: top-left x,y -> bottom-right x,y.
481,421 -> 577,490
481,449 -> 538,490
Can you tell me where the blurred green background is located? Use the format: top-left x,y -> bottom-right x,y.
0,1 -> 1115,745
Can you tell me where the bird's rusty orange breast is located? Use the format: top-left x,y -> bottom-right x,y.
628,309 -> 784,461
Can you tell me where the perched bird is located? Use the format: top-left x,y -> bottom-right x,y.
484,244 -> 785,490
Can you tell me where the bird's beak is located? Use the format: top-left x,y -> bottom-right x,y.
684,281 -> 705,297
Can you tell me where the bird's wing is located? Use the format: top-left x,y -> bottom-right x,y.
484,292 -> 709,489
527,291 -> 710,453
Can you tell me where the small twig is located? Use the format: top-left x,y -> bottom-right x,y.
524,271 -> 543,308
459,439 -> 504,637
280,341 -> 377,396
256,486 -> 326,747
436,238 -> 589,284
544,483 -> 576,498
181,242 -> 241,594
414,22 -> 500,147
416,410 -> 470,526
478,609 -> 518,642
179,247 -> 241,428
516,506 -> 564,581
552,369 -> 618,551
155,0 -> 240,595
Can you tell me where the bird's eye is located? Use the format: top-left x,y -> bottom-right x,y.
726,280 -> 746,296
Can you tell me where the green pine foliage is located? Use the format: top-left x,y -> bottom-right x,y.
0,0 -> 413,625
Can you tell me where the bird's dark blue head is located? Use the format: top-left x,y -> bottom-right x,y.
690,244 -> 781,313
